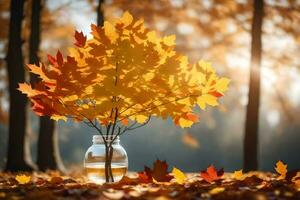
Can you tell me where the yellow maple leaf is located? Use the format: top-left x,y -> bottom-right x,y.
163,35 -> 176,46
233,169 -> 245,181
51,115 -> 67,122
197,94 -> 219,110
275,160 -> 287,180
120,11 -> 133,26
209,187 -> 225,195
15,174 -> 31,184
172,167 -> 186,184
135,115 -> 148,123
104,21 -> 118,43
178,118 -> 193,128
215,78 -> 230,92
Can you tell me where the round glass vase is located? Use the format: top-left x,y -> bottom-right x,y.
84,135 -> 128,184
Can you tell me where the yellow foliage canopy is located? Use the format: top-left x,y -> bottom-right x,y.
19,11 -> 229,129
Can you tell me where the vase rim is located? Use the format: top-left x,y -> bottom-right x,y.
92,135 -> 120,144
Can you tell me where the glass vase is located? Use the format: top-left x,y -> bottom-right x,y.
84,135 -> 128,184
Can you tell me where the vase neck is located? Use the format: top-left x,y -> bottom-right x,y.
92,135 -> 120,145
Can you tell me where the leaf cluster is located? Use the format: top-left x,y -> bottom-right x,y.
19,11 -> 229,129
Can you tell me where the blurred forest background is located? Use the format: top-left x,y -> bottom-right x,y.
0,0 -> 300,172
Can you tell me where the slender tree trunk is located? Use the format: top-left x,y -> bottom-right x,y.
104,141 -> 115,182
97,0 -> 104,26
29,0 -> 64,171
5,0 -> 35,172
243,0 -> 264,172
97,0 -> 115,183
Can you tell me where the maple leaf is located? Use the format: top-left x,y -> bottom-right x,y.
117,176 -> 139,185
185,113 -> 199,122
74,31 -> 87,47
200,165 -> 224,183
15,174 -> 31,184
182,132 -> 200,149
47,54 -> 56,65
50,115 -> 67,122
275,160 -> 287,180
138,166 -> 153,183
172,167 -> 186,184
139,159 -> 173,183
49,176 -> 64,184
209,187 -> 225,195
292,172 -> 300,188
18,83 -> 44,97
233,169 -> 245,181
56,51 -> 64,66
151,159 -> 173,182
120,118 -> 129,126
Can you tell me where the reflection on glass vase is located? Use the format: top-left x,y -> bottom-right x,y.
84,135 -> 128,184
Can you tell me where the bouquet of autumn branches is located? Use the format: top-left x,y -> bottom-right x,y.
19,11 -> 229,183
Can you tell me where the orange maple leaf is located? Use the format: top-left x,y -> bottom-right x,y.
200,165 -> 224,183
185,113 -> 199,122
121,118 -> 129,126
275,160 -> 287,180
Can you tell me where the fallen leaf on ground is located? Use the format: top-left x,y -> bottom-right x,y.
233,169 -> 245,181
151,159 -> 173,182
139,159 -> 173,183
172,167 -> 186,184
15,174 -> 31,184
49,176 -> 64,184
275,160 -> 287,180
200,165 -> 224,183
209,187 -> 225,195
117,175 -> 139,185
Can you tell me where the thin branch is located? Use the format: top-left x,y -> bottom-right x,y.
127,116 -> 151,131
59,99 -> 104,136
119,86 -> 181,115
117,93 -> 199,123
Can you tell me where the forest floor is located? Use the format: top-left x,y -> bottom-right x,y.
0,171 -> 300,200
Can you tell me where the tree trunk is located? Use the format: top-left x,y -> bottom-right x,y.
243,0 -> 264,172
5,0 -> 35,172
97,0 -> 104,26
37,117 -> 64,171
29,0 -> 64,171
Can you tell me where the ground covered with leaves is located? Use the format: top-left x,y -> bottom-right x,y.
1,163 -> 300,200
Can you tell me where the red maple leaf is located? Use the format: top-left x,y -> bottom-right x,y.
200,165 -> 224,183
138,159 -> 173,183
56,51 -> 63,66
47,54 -> 57,65
47,50 -> 64,66
74,31 -> 87,48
